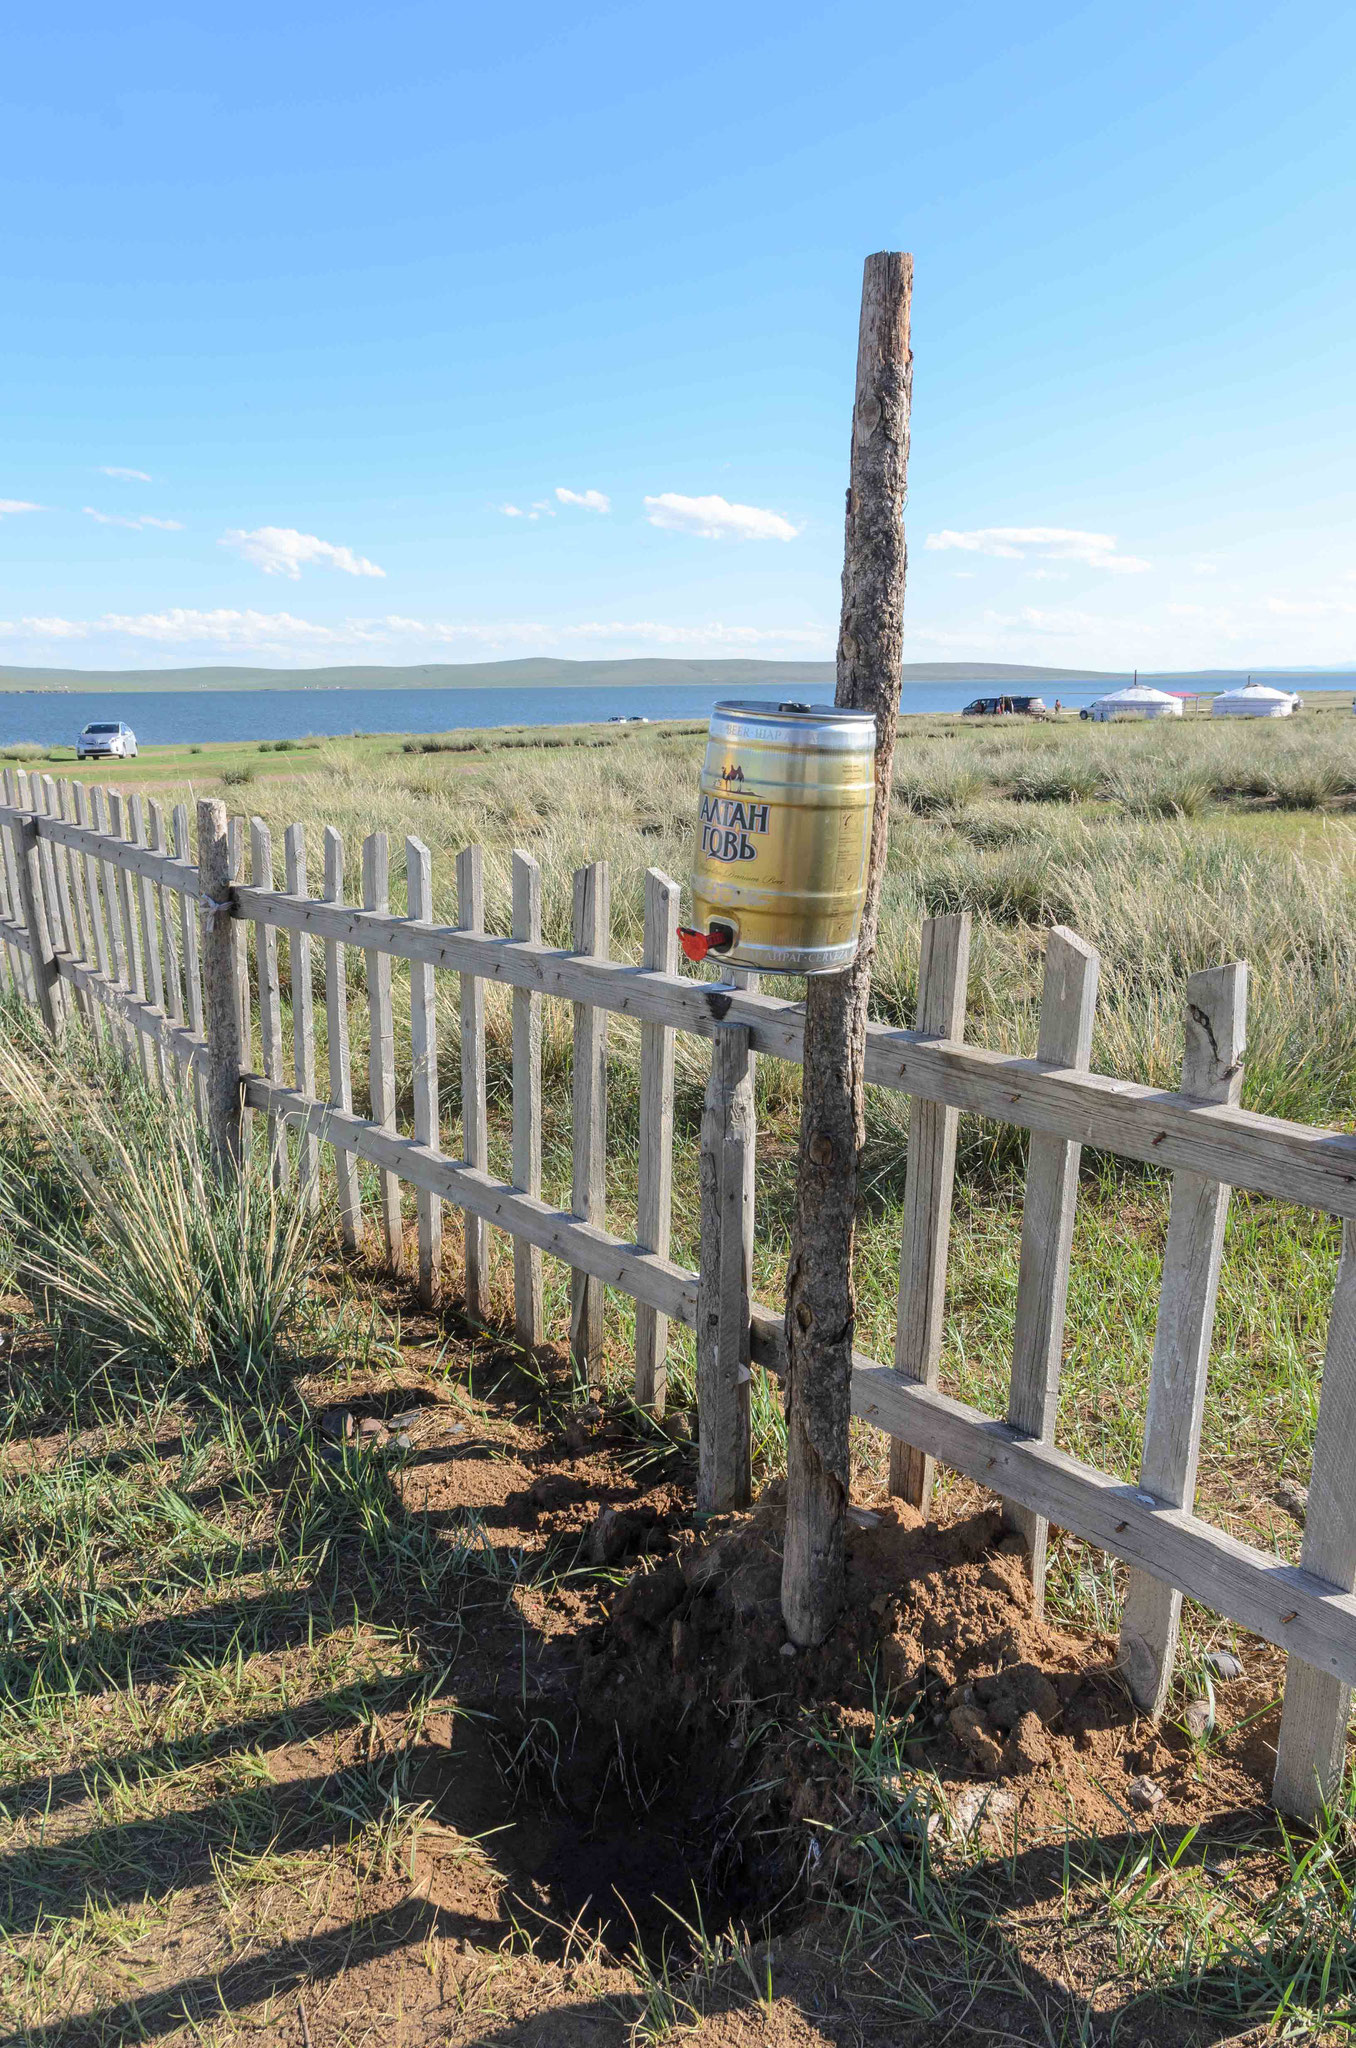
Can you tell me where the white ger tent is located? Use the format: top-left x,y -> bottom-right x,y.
1088,683 -> 1183,721
1211,682 -> 1298,719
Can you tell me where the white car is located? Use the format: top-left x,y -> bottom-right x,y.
76,721 -> 138,761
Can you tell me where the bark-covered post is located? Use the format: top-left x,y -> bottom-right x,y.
781,251 -> 913,1646
197,797 -> 244,1183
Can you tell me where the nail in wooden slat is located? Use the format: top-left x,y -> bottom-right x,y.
363,832 -> 403,1268
1117,964 -> 1245,1709
569,861 -> 610,1378
511,849 -> 543,1350
697,1020 -> 755,1512
251,818 -> 288,1185
890,912 -> 972,1509
324,829 -> 362,1250
284,825 -> 320,1207
197,798 -> 244,1181
1002,927 -> 1101,1608
407,835 -> 441,1304
635,868 -> 679,1410
457,845 -> 489,1319
173,802 -> 207,1119
1273,1221 -> 1356,1818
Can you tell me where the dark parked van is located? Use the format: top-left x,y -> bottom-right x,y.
961,695 -> 1047,716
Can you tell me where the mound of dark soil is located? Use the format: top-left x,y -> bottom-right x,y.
574,1494 -> 1275,1912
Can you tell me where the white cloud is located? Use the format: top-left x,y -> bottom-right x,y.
644,492 -> 800,542
555,487 -> 611,513
220,526 -> 386,580
500,499 -> 559,522
925,526 -> 1151,574
99,466 -> 153,482
0,610 -> 828,659
0,500 -> 42,518
84,506 -> 184,532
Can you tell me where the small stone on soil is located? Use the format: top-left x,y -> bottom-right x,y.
393,1432 -> 413,1450
320,1407 -> 354,1440
357,1417 -> 385,1442
950,1785 -> 1016,1840
1204,1649 -> 1244,1683
388,1408 -> 423,1430
1275,1479 -> 1308,1525
779,1642 -> 797,1658
948,1703 -> 1005,1776
1127,1774 -> 1166,1811
1183,1698 -> 1213,1741
588,1506 -> 632,1565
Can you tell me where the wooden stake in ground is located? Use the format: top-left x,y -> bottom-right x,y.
781,250 -> 913,1647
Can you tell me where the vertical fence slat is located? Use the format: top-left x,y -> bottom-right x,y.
130,794 -> 169,1087
890,911 -> 972,1509
251,817 -> 287,1184
0,770 -> 24,998
198,798 -> 244,1180
697,1020 -> 755,1513
511,849 -> 544,1352
149,800 -> 184,1027
569,860 -> 610,1379
173,802 -> 206,1115
73,783 -> 111,1006
324,828 -> 362,1251
1273,1226 -> 1356,1817
110,792 -> 153,1083
456,845 -> 489,1319
407,834 -> 441,1306
90,786 -> 129,1044
635,868 -> 679,1410
4,808 -> 62,1038
57,780 -> 95,973
1001,927 -> 1100,1608
1118,964 -> 1246,1711
39,776 -> 79,978
284,825 -> 319,1205
227,814 -> 252,1064
51,778 -> 95,1032
33,777 -> 70,981
363,831 -> 403,1268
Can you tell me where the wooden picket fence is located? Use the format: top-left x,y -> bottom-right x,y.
0,766 -> 1353,1820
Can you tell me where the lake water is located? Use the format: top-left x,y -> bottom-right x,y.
0,673 -> 1350,749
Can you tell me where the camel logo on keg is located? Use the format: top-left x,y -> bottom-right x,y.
699,791 -> 770,864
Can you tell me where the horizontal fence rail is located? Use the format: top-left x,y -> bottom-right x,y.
0,779 -> 1352,1821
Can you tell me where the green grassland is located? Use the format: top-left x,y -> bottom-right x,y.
4,707 -> 1356,2040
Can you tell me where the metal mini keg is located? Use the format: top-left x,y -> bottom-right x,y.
680,700 -> 876,974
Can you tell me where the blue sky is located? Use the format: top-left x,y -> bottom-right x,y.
2,1 -> 1353,672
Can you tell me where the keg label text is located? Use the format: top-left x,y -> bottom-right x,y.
700,792 -> 770,863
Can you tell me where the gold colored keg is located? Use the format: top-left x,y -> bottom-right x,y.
682,700 -> 876,974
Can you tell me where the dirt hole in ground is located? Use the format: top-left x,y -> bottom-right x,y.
417,1489 -> 1282,1962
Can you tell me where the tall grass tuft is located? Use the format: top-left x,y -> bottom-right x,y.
0,1039 -> 315,1393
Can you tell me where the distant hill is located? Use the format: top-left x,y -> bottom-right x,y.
0,656 -> 1120,693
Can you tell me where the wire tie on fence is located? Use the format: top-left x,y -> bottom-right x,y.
201,894 -> 234,914
1115,1520 -> 1128,1533
1281,1610 -> 1298,1624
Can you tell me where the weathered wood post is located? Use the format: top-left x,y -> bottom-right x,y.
781,250 -> 913,1646
697,1021 -> 756,1511
197,797 -> 244,1182
5,809 -> 64,1039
